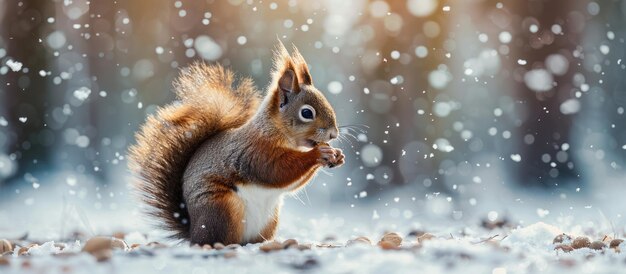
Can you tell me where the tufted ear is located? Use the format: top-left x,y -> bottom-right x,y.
291,45 -> 312,85
271,40 -> 300,110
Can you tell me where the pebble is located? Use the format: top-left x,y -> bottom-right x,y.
572,236 -> 591,249
609,239 -> 623,248
259,241 -> 282,253
590,241 -> 606,250
378,240 -> 400,250
553,234 -> 572,244
83,236 -> 129,255
282,239 -> 298,249
213,243 -> 225,250
93,249 -> 112,262
379,232 -> 402,247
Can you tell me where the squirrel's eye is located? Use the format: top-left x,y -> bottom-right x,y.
298,105 -> 316,122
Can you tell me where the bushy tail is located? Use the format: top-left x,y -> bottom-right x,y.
128,62 -> 261,239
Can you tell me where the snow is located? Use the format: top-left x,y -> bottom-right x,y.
524,69 -> 553,92
194,35 -> 223,61
6,59 -> 22,72
73,87 -> 91,101
502,222 -> 562,249
407,0 -> 438,17
560,99 -> 581,115
327,81 -> 343,94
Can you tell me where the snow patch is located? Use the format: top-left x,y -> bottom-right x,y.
502,222 -> 561,248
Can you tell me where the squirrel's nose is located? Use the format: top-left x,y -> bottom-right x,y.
328,128 -> 338,140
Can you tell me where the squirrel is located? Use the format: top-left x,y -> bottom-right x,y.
128,41 -> 344,246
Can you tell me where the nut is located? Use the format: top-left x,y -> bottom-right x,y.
553,234 -> 572,244
379,233 -> 402,247
259,241 -> 282,253
572,236 -> 591,249
83,236 -> 128,254
0,240 -> 12,254
589,241 -> 606,250
282,239 -> 298,249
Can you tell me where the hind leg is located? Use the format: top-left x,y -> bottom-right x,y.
187,181 -> 244,245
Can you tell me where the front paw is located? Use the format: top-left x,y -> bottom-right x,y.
317,146 -> 345,168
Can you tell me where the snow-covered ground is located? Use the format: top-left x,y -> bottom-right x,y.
1,170 -> 625,274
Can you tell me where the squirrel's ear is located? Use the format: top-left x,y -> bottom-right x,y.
291,45 -> 312,85
278,69 -> 298,94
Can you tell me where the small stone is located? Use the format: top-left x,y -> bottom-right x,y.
213,242 -> 225,250
93,249 -> 112,262
378,240 -> 400,250
223,251 -> 237,259
610,239 -> 623,249
18,247 -> 28,256
590,241 -> 606,250
554,244 -> 574,253
572,236 -> 591,249
379,232 -> 402,247
282,239 -> 298,249
83,236 -> 128,254
417,233 -> 435,244
259,241 -> 282,253
553,234 -> 572,244
202,244 -> 212,250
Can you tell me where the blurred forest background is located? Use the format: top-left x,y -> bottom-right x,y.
0,0 -> 625,216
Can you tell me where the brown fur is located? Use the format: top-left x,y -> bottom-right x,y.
129,41 -> 343,245
128,62 -> 261,240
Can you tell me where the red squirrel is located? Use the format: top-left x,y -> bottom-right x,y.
128,41 -> 344,245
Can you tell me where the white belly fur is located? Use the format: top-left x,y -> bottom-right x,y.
237,184 -> 284,242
